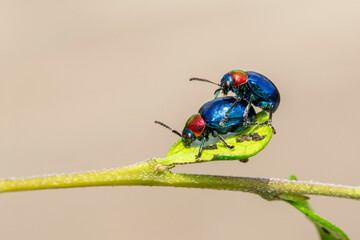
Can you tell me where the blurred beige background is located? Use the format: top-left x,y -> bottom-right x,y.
0,1 -> 359,239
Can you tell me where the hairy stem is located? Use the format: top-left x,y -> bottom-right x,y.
0,159 -> 359,200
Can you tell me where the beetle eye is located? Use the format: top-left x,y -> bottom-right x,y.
225,80 -> 231,88
187,133 -> 192,139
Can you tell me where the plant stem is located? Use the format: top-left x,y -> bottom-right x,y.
0,159 -> 359,200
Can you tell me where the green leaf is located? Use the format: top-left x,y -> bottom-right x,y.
283,175 -> 349,240
157,111 -> 273,166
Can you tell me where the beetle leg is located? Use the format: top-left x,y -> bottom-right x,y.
195,139 -> 206,160
243,113 -> 276,134
244,121 -> 269,127
203,144 -> 217,150
242,100 -> 276,134
213,131 -> 235,149
243,95 -> 254,124
267,105 -> 276,134
214,88 -> 222,99
219,99 -> 242,127
204,135 -> 209,141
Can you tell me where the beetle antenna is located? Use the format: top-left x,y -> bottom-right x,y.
189,77 -> 220,86
155,121 -> 183,139
214,88 -> 222,96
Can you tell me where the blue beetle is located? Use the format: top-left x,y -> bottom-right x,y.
190,70 -> 280,133
156,96 -> 265,159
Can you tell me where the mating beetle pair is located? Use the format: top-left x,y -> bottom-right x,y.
156,70 -> 280,159
190,70 -> 280,133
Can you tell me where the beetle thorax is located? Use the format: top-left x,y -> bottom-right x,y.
185,113 -> 206,137
229,70 -> 248,89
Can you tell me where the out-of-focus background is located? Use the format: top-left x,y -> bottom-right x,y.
0,1 -> 359,239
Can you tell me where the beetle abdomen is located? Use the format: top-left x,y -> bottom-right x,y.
246,71 -> 280,112
199,96 -> 255,133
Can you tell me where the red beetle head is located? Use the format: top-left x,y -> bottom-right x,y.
182,114 -> 206,146
221,70 -> 248,93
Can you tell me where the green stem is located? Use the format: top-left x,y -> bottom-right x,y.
0,159 -> 359,200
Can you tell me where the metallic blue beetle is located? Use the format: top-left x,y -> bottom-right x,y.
190,70 -> 280,133
156,96 -> 265,159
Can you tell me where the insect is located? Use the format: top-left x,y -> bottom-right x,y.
190,70 -> 280,133
155,96 -> 267,159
